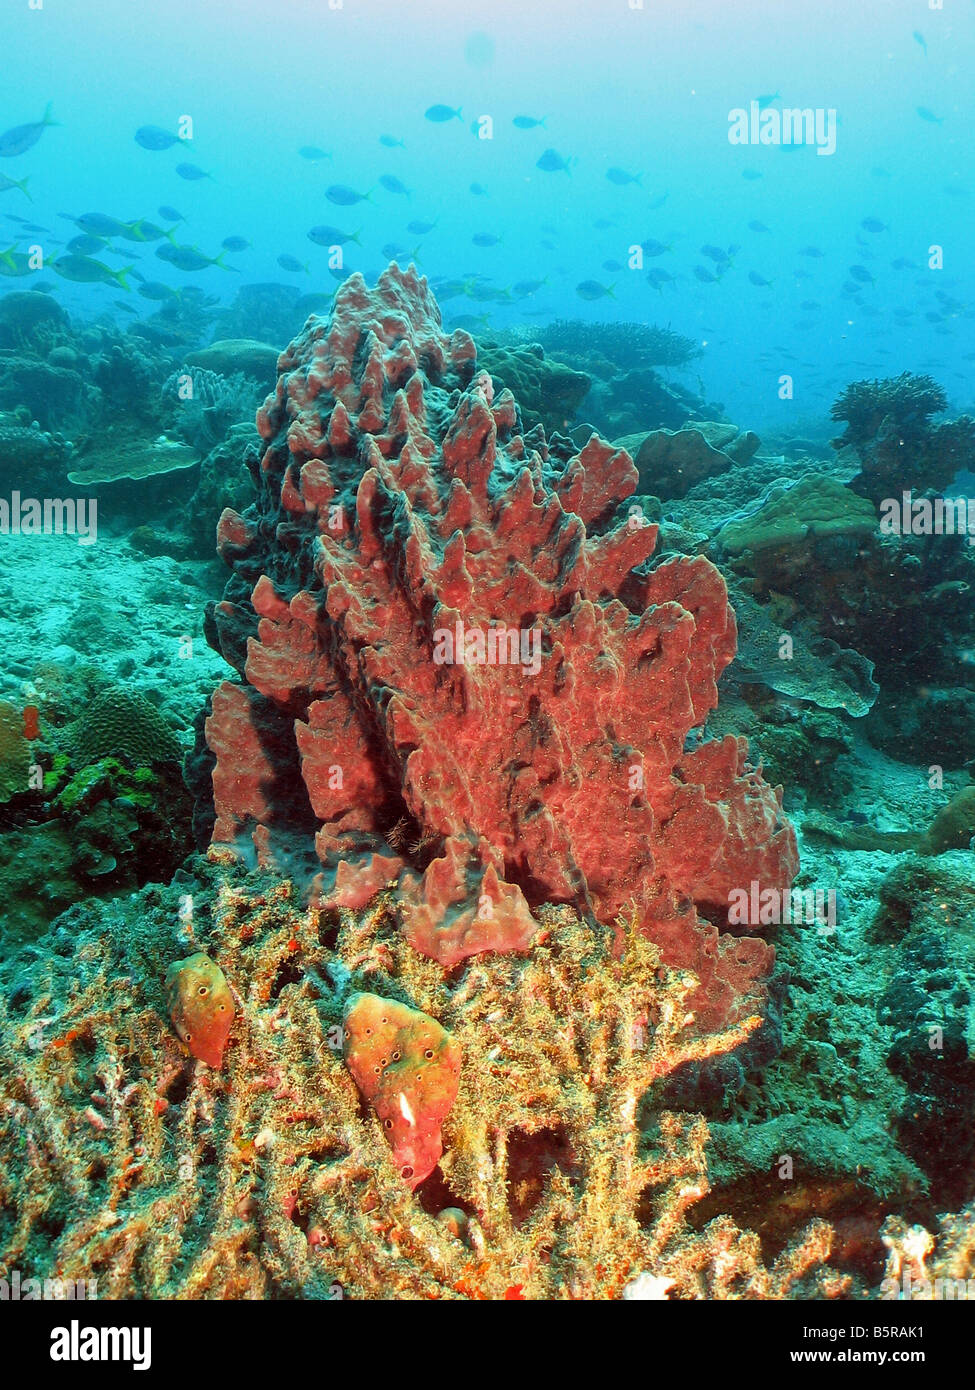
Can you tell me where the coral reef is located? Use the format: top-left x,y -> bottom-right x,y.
475,341 -> 591,435
185,339 -> 282,383
162,367 -> 261,453
203,265 -> 797,1075
831,373 -> 975,504
0,869 -> 843,1299
533,319 -> 702,372
717,474 -> 877,583
72,688 -> 183,768
65,429 -> 198,490
620,422 -> 760,499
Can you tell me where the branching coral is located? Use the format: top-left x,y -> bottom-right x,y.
830,372 -> 975,503
534,319 -> 702,370
0,869 -> 843,1299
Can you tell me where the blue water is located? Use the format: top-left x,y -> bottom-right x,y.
3,0 -> 973,431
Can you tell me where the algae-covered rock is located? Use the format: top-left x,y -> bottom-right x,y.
66,431 -> 198,486
620,422 -> 757,499
0,291 -> 68,350
185,338 -> 281,382
71,689 -> 183,768
718,474 -> 877,567
871,856 -> 975,1205
0,352 -> 88,430
731,588 -> 879,716
0,700 -> 31,803
477,342 -> 590,435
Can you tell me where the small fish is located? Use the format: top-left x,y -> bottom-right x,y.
748,220 -> 771,232
607,167 -> 641,186
424,105 -> 462,123
379,134 -> 405,148
799,300 -> 820,311
647,193 -> 669,209
916,106 -> 944,124
693,265 -> 718,284
114,299 -> 138,314
221,235 -> 251,252
158,205 -> 185,223
378,174 -> 411,197
849,263 -> 875,284
299,146 -> 332,161
472,232 -> 502,246
0,173 -> 30,200
913,30 -> 927,55
756,91 -> 780,108
307,223 -> 361,246
407,219 -> 437,235
602,258 -> 623,272
166,953 -> 234,1069
646,267 -> 677,289
52,254 -> 134,289
536,148 -> 572,174
0,244 -> 36,277
701,244 -> 731,264
277,253 -> 310,274
469,182 -> 488,196
576,279 -> 615,300
640,238 -> 672,257
467,284 -> 508,303
176,163 -> 212,180
326,184 -> 372,206
748,270 -> 773,287
448,313 -> 490,331
0,103 -> 58,158
513,115 -> 546,129
860,217 -> 888,233
76,212 -> 132,238
122,219 -> 172,243
157,242 -> 233,271
136,280 -> 179,300
742,168 -> 763,181
67,233 -> 106,254
512,278 -> 546,296
799,245 -> 825,258
135,125 -> 184,151
431,278 -> 469,301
